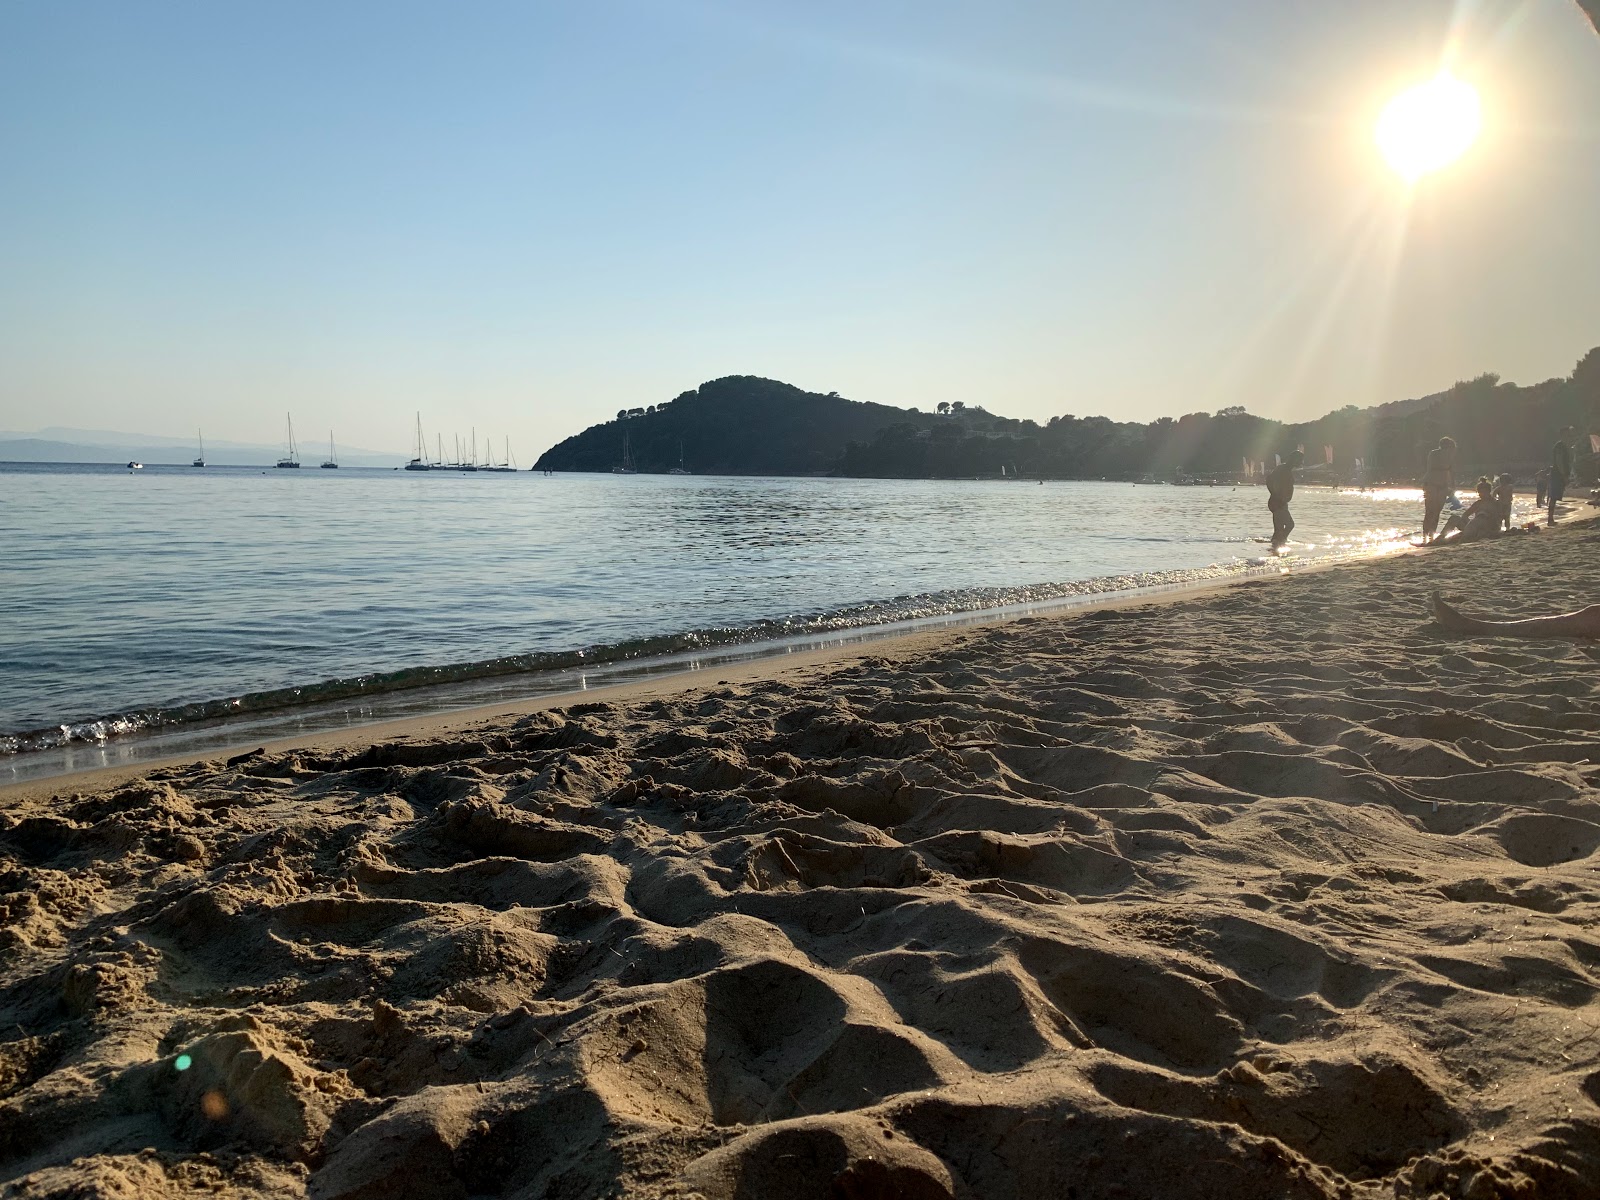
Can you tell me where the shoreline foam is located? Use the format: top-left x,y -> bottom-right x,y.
4,520 -> 1599,1198
5,538 -> 1416,785
8,479 -> 1506,765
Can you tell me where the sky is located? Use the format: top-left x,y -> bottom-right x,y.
2,1 -> 1597,457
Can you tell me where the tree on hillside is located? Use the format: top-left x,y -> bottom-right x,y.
1572,347 -> 1600,428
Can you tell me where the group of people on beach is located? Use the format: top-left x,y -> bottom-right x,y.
1422,428 -> 1597,638
1419,438 -> 1517,545
1261,427 -> 1598,638
1418,430 -> 1576,545
1266,430 -> 1578,551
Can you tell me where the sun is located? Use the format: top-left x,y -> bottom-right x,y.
1374,73 -> 1481,182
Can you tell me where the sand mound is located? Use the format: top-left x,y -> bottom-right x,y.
5,528 -> 1600,1197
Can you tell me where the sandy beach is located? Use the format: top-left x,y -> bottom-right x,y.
5,521 -> 1600,1199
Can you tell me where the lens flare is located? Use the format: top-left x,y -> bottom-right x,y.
1374,73 -> 1481,182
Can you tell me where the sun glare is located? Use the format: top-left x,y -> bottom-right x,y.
1374,73 -> 1481,182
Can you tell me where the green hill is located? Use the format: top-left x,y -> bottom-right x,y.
535,348 -> 1600,482
532,376 -> 942,475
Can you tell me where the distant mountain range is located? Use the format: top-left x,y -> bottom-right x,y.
0,428 -> 405,468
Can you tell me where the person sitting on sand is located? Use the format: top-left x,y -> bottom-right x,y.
1265,450 -> 1303,549
1458,502 -> 1506,543
1439,477 -> 1511,544
1421,436 -> 1456,543
1436,477 -> 1492,541
1433,591 -> 1600,638
1493,473 -> 1515,532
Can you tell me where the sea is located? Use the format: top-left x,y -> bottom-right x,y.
1,462 -> 1537,784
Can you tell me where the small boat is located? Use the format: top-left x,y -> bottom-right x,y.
668,439 -> 689,475
127,461 -> 143,470
321,431 -> 339,469
192,430 -> 205,468
404,413 -> 431,471
612,427 -> 637,474
276,413 -> 301,468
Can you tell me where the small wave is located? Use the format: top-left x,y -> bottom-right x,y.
0,544 -> 1400,757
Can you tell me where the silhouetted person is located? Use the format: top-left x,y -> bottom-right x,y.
1421,436 -> 1456,542
1493,473 -> 1515,532
1548,429 -> 1574,526
1437,476 -> 1493,541
1266,450 -> 1303,549
1436,477 -> 1510,544
1433,591 -> 1600,639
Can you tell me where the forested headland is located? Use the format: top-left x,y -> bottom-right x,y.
532,348 -> 1599,482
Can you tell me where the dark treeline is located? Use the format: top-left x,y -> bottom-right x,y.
533,348 -> 1600,481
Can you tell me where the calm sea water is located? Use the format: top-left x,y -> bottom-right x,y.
2,463 -> 1524,768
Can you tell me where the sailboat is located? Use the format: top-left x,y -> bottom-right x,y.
321,432 -> 339,469
480,438 -> 518,473
404,413 -> 431,471
668,439 -> 689,475
276,414 -> 300,468
192,431 -> 205,468
612,427 -> 637,474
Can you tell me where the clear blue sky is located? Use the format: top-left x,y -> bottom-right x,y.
2,1 -> 1597,456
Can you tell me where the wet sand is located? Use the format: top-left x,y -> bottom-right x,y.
4,519 -> 1600,1198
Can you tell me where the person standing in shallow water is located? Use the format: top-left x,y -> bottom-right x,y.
1548,428 -> 1574,526
1421,436 -> 1457,543
1266,450 -> 1303,549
